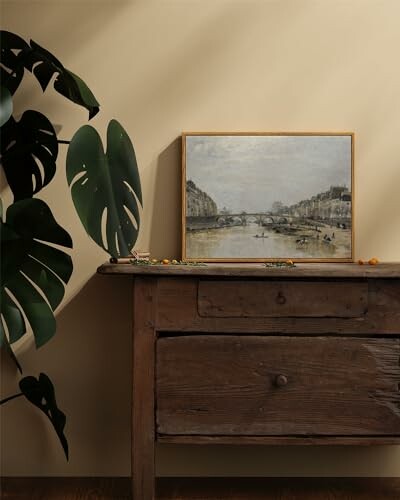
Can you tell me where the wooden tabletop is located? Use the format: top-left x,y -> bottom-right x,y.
97,262 -> 400,278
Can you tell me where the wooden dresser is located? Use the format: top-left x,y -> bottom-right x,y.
98,263 -> 400,500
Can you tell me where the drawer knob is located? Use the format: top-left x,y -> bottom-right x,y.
276,291 -> 286,305
275,374 -> 288,387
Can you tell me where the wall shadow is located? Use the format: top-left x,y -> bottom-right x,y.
149,137 -> 182,259
1,273 -> 132,476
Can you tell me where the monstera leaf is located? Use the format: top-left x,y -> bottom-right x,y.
0,198 -> 73,348
0,31 -> 29,95
0,110 -> 58,200
66,120 -> 143,258
0,30 -> 99,119
0,86 -> 12,127
23,40 -> 100,120
19,373 -> 68,459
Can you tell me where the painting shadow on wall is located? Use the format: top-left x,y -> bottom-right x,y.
149,137 -> 182,259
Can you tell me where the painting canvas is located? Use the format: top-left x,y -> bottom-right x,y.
182,133 -> 353,262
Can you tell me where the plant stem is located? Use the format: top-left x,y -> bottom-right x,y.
0,392 -> 23,405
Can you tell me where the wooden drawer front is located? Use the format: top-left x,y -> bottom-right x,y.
198,281 -> 368,318
156,336 -> 400,436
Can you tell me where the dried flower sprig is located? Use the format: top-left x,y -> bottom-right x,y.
264,260 -> 296,268
130,259 -> 206,267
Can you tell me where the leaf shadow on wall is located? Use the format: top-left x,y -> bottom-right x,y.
5,0 -> 132,115
149,137 -> 182,259
1,274 -> 132,475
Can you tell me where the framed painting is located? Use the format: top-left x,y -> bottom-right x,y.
182,132 -> 354,262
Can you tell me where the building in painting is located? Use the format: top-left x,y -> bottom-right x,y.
287,186 -> 352,221
186,180 -> 218,217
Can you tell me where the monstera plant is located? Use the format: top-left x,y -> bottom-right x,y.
0,31 -> 142,459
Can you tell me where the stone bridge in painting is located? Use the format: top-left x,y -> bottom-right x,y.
216,213 -> 292,225
186,213 -> 306,228
186,214 -> 352,230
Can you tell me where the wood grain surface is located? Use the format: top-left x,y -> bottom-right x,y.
157,336 -> 400,437
157,435 -> 400,445
98,262 -> 400,279
132,278 -> 158,500
155,278 -> 400,334
94,267 -> 400,493
2,477 -> 400,500
198,280 -> 368,318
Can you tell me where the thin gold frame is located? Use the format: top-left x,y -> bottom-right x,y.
182,132 -> 355,263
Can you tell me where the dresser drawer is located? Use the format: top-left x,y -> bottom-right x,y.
156,335 -> 400,436
198,281 -> 368,318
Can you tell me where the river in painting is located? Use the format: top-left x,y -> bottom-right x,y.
186,222 -> 351,260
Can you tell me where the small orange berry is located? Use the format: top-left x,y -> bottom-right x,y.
368,257 -> 379,265
358,259 -> 365,265
286,259 -> 294,266
162,259 -> 170,265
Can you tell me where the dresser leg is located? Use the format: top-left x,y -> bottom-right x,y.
132,278 -> 157,500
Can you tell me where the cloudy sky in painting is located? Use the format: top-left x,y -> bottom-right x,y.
186,135 -> 352,213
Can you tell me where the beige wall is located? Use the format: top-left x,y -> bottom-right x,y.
1,0 -> 400,477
